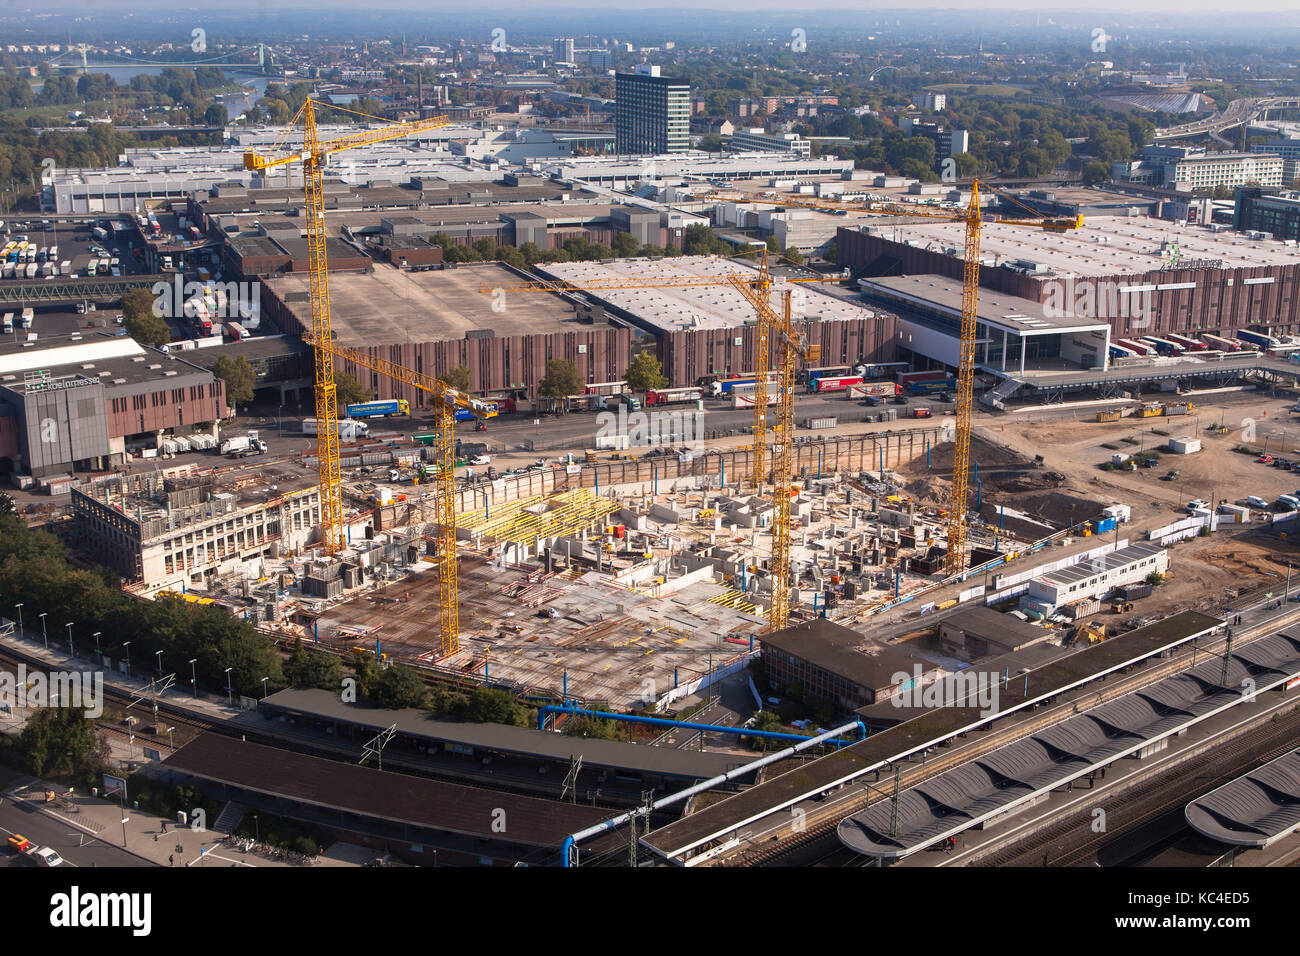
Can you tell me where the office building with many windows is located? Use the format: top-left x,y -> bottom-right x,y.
615,65 -> 690,155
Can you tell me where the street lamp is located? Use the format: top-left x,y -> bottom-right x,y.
260,676 -> 269,699
123,640 -> 132,676
38,612 -> 47,649
13,603 -> 22,636
165,726 -> 175,752
224,667 -> 233,705
154,649 -> 163,674
93,632 -> 101,654
189,658 -> 198,698
65,622 -> 73,657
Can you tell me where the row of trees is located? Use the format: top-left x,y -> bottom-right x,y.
0,514 -> 285,700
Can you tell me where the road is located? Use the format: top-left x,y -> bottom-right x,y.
0,777 -> 153,868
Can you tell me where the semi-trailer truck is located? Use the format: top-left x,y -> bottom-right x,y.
220,432 -> 267,457
646,386 -> 703,406
304,418 -> 369,439
345,400 -> 411,418
809,374 -> 864,393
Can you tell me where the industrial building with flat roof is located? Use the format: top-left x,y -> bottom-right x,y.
260,262 -> 636,399
0,330 -> 226,479
535,257 -> 899,386
760,618 -> 944,714
1022,542 -> 1168,614
838,213 -> 1300,338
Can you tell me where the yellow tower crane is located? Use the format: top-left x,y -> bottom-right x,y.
483,250 -> 828,632
241,99 -> 452,553
701,183 -> 1081,573
302,338 -> 496,657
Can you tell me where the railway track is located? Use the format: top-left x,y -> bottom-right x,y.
970,704 -> 1300,867
724,612 -> 1300,867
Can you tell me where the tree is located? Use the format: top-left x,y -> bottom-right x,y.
334,372 -> 371,407
538,359 -> 584,405
211,355 -> 255,410
373,664 -> 429,710
0,492 -> 15,518
624,352 -> 667,392
1082,160 -> 1112,186
611,231 -> 640,258
783,246 -> 805,266
121,288 -> 170,348
437,365 -> 472,393
561,715 -> 622,739
203,103 -> 228,127
18,707 -> 110,787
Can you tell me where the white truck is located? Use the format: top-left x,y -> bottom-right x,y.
20,308 -> 33,329
220,431 -> 267,458
1,312 -> 12,334
92,225 -> 108,242
303,418 -> 368,440
23,263 -> 37,279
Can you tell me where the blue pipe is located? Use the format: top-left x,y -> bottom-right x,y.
537,705 -> 868,746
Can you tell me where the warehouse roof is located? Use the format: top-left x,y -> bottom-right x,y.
849,214 -> 1300,275
537,257 -> 877,333
264,262 -> 583,345
166,732 -> 608,849
261,687 -> 749,779
759,618 -> 935,691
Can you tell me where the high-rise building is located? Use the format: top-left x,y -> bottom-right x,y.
1234,187 -> 1300,241
615,64 -> 690,155
553,37 -> 574,64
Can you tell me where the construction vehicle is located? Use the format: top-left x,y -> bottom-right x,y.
1112,601 -> 1134,614
1072,620 -> 1108,645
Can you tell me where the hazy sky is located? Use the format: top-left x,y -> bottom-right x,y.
26,1 -> 1300,11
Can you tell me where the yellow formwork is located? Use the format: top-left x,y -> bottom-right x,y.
457,488 -> 621,547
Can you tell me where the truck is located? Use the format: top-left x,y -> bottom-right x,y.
907,378 -> 957,395
809,374 -> 864,394
1237,328 -> 1279,350
23,263 -> 37,279
346,400 -> 411,418
707,376 -> 758,397
223,321 -> 245,342
20,308 -> 33,329
40,262 -> 54,277
897,369 -> 950,387
92,226 -> 108,242
1,313 -> 12,334
220,431 -> 267,457
646,386 -> 702,406
1201,333 -> 1242,352
304,418 -> 369,440
1166,332 -> 1205,352
913,407 -> 933,418
86,260 -> 97,277
731,391 -> 779,409
847,381 -> 902,401
2,262 -> 13,279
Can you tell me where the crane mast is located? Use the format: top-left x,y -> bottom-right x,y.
302,100 -> 346,552
947,184 -> 983,575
